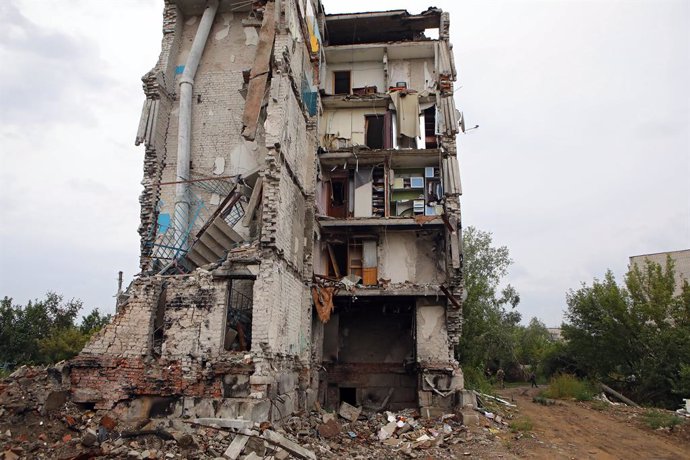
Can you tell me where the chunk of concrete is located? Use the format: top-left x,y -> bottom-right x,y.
223,433 -> 249,460
458,410 -> 480,426
193,418 -> 253,430
261,430 -> 316,460
378,421 -> 397,441
338,402 -> 362,422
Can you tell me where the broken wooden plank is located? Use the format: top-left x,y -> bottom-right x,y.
261,430 -> 317,460
326,243 -> 341,278
600,383 -> 640,408
242,177 -> 263,226
242,2 -> 276,140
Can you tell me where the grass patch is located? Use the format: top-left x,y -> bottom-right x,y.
590,400 -> 610,412
509,417 -> 533,433
643,410 -> 683,430
542,374 -> 595,401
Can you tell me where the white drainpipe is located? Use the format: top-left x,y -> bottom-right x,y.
174,0 -> 219,253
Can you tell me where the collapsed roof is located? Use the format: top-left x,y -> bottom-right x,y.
325,8 -> 442,46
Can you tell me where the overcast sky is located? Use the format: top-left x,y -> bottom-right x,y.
1,0 -> 688,326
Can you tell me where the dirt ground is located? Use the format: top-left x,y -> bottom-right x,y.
494,386 -> 688,460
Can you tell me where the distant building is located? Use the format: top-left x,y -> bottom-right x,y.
629,249 -> 690,295
547,328 -> 563,342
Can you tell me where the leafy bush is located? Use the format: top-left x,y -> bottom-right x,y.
542,374 -> 595,401
643,410 -> 683,430
463,366 -> 494,395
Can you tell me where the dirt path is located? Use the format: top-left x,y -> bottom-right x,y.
496,386 -> 687,460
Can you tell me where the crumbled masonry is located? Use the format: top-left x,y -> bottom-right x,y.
5,0 -> 468,445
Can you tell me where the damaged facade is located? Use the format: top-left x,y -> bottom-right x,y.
71,0 -> 466,422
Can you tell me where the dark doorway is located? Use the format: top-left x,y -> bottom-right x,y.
327,175 -> 348,218
365,115 -> 384,149
339,387 -> 357,406
424,106 -> 437,149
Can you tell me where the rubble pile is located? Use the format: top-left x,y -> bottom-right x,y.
1,368 -> 512,459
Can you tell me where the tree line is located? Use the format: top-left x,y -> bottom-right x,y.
460,226 -> 690,409
0,293 -> 111,369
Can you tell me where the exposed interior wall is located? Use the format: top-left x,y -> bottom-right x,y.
388,58 -> 434,91
415,299 -> 452,365
321,107 -> 387,146
378,230 -> 445,285
323,61 -> 385,93
157,12 -> 266,225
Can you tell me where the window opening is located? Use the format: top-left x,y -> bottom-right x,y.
224,279 -> 253,351
333,71 -> 351,95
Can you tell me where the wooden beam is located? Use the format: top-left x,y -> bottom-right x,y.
242,2 -> 276,140
326,244 -> 341,278
241,177 -> 263,226
440,285 -> 461,309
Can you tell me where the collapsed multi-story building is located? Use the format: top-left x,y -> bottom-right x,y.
70,0 -> 465,422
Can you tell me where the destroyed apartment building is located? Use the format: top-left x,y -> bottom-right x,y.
70,0 -> 466,423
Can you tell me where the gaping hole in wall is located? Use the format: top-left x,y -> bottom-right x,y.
152,285 -> 167,358
224,279 -> 254,351
322,297 -> 417,410
333,71 -> 351,95
339,387 -> 357,406
325,238 -> 378,285
365,115 -> 384,149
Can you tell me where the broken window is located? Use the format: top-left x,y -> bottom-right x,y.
333,71 -> 351,95
224,279 -> 253,351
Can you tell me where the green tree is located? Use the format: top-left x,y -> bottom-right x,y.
515,318 -> 552,368
0,293 -> 110,366
457,227 -> 521,372
80,308 -> 112,334
561,257 -> 690,407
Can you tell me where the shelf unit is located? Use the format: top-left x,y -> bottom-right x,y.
371,166 -> 385,217
389,167 -> 443,216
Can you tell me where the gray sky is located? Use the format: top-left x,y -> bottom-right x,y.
1,0 -> 688,326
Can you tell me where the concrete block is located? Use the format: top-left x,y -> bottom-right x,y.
223,433 -> 249,459
338,402 -> 361,422
420,406 -> 446,419
458,410 -> 480,426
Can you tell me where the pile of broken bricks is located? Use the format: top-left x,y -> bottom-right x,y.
1,366 -> 514,459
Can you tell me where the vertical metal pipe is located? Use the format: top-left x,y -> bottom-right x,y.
174,0 -> 219,252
